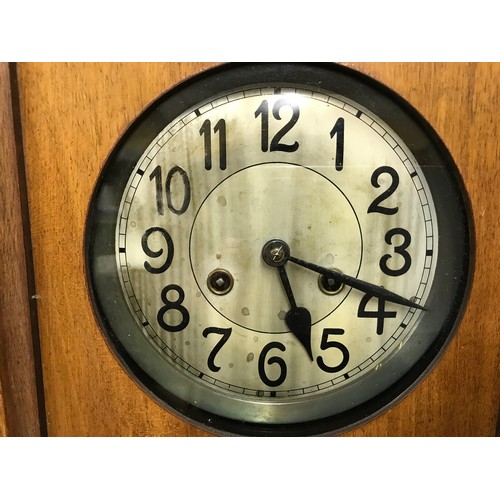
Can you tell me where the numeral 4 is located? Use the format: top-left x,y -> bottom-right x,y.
357,293 -> 396,335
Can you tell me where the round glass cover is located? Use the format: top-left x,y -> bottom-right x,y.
86,63 -> 473,436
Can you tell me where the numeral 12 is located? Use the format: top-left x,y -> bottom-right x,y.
254,99 -> 299,153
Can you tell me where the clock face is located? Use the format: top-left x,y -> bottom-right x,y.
86,63 -> 473,436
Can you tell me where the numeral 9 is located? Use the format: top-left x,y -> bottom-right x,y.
141,227 -> 174,274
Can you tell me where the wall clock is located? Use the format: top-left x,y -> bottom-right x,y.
85,63 -> 473,436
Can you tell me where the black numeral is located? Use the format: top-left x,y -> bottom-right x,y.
157,284 -> 190,332
380,227 -> 412,276
149,165 -> 164,215
316,328 -> 350,373
329,117 -> 345,171
141,227 -> 174,274
367,166 -> 400,215
165,166 -> 191,215
200,118 -> 227,170
258,341 -> 287,387
202,327 -> 232,372
255,99 -> 299,153
357,293 -> 396,335
149,165 -> 191,216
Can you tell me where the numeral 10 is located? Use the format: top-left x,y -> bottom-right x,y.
149,165 -> 191,216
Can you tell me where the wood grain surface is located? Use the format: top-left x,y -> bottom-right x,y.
0,63 -> 42,436
13,62 -> 499,436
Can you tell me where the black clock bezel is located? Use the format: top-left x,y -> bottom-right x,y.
85,63 -> 474,436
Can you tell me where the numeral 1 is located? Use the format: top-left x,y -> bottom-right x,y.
329,117 -> 344,171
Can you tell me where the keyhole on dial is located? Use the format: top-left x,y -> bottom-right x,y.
318,270 -> 344,295
207,269 -> 234,295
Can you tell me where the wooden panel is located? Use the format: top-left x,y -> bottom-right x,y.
0,63 -> 42,436
16,62 -> 499,436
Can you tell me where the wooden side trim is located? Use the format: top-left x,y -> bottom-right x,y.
0,62 -> 45,436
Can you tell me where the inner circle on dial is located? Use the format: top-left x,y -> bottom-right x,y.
189,162 -> 362,333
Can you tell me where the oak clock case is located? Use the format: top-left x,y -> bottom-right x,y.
85,63 -> 473,436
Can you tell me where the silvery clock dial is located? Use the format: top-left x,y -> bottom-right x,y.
85,63 -> 473,436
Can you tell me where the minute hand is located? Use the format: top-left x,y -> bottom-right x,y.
288,256 -> 426,311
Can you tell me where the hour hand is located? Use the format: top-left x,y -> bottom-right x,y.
262,240 -> 313,360
278,265 -> 313,361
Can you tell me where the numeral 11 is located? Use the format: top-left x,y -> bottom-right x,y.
199,118 -> 227,170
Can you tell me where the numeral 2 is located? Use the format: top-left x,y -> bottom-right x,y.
367,166 -> 399,215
